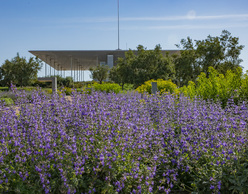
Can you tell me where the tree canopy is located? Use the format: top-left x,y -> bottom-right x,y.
175,30 -> 244,86
0,53 -> 42,87
110,44 -> 176,88
89,64 -> 109,84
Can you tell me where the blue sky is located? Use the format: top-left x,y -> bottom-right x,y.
0,0 -> 248,80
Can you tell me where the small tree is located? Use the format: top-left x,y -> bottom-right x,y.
89,64 -> 109,84
0,53 -> 42,87
109,56 -> 133,90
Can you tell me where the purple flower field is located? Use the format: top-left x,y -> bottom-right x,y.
1,89 -> 248,193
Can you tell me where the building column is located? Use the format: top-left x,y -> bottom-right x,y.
76,65 -> 78,82
54,61 -> 55,76
60,66 -> 62,77
57,64 -> 59,76
74,61 -> 75,82
50,58 -> 52,77
79,65 -> 81,82
83,70 -> 84,82
45,56 -> 47,77
70,56 -> 73,79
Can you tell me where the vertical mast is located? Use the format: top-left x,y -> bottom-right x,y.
118,0 -> 120,50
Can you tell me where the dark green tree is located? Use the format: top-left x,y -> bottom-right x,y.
109,50 -> 135,89
110,44 -> 176,88
0,53 -> 42,87
89,64 -> 109,84
0,67 -> 3,84
175,30 -> 244,86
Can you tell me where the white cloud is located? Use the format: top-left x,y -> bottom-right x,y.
120,23 -> 248,30
41,13 -> 248,25
33,13 -> 248,31
120,14 -> 248,22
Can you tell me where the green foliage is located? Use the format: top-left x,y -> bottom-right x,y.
239,72 -> 248,100
179,81 -> 197,99
220,152 -> 248,193
63,87 -> 72,95
179,66 -> 247,107
90,82 -> 122,93
123,83 -> 134,91
74,82 -> 83,88
82,80 -> 96,86
58,76 -> 73,88
0,53 -> 42,87
0,87 -> 9,91
43,88 -> 53,94
17,87 -> 37,92
175,30 -> 244,86
136,79 -> 178,94
110,45 -> 176,89
109,58 -> 131,90
89,64 -> 109,84
0,91 -> 17,102
0,97 -> 14,105
35,76 -> 73,88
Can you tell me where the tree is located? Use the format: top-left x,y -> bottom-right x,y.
51,76 -> 73,88
89,64 -> 109,84
109,50 -> 135,89
175,30 -> 244,86
110,44 -> 176,88
0,53 -> 42,87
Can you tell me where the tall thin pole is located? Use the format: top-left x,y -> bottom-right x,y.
118,0 -> 120,50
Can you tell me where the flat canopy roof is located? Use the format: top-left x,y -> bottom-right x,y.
29,50 -> 180,71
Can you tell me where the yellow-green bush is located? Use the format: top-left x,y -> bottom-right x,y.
90,82 -> 122,93
63,87 -> 72,95
179,81 -> 197,99
180,66 -> 245,106
240,73 -> 248,99
17,87 -> 37,91
136,79 -> 178,94
43,88 -> 53,94
0,87 -> 9,91
0,97 -> 14,105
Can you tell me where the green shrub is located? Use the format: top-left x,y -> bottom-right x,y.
63,87 -> 72,95
90,82 -> 122,93
136,79 -> 178,94
123,84 -> 134,91
0,87 -> 9,91
179,81 -> 197,99
0,97 -> 14,105
42,88 -> 53,94
180,66 -> 245,107
239,72 -> 248,100
0,91 -> 17,102
17,87 -> 36,92
74,82 -> 83,88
